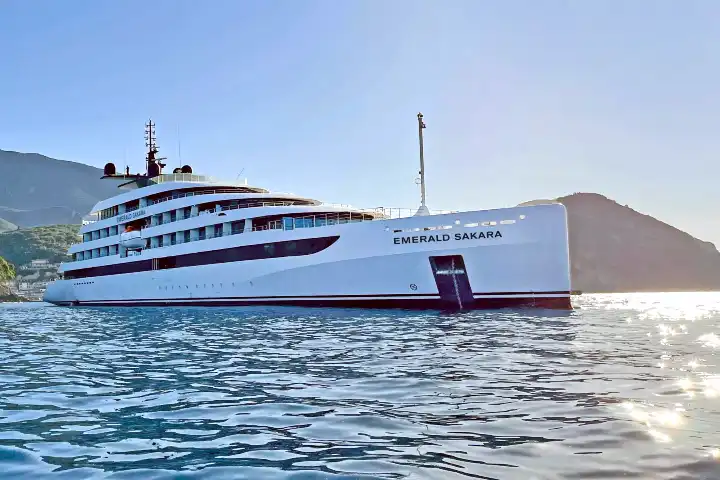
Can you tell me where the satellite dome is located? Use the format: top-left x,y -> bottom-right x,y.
181,165 -> 193,174
103,162 -> 116,176
172,167 -> 183,174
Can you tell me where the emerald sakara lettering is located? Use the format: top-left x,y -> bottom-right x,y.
393,230 -> 502,245
117,209 -> 146,223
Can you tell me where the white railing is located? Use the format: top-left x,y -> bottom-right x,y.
216,200 -> 302,212
140,201 -> 306,230
320,205 -> 457,219
148,188 -> 259,206
149,173 -> 249,186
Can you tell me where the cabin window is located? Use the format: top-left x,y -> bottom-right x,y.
170,211 -> 177,222
125,200 -> 140,212
231,221 -> 245,234
283,217 -> 294,230
214,224 -> 223,238
100,206 -> 118,220
184,230 -> 191,243
295,217 -> 315,229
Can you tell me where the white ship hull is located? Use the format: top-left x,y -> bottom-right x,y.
44,203 -> 572,310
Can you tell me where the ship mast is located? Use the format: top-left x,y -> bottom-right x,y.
144,119 -> 166,176
415,112 -> 430,216
144,119 -> 157,174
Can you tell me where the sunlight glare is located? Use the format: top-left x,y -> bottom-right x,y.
699,333 -> 720,349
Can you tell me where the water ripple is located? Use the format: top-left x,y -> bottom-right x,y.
0,294 -> 718,478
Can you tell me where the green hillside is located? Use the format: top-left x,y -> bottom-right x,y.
0,256 -> 20,302
0,256 -> 15,281
0,224 -> 80,266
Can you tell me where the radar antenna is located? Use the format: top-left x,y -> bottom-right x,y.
144,119 -> 167,176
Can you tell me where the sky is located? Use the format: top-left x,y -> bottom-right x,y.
1,0 -> 720,244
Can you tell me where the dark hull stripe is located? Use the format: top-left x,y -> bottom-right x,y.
53,295 -> 572,310
60,290 -> 572,302
474,290 -> 570,296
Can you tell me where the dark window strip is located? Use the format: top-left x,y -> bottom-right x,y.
64,236 -> 339,279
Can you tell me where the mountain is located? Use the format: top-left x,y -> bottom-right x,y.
0,150 -> 117,227
555,193 -> 720,293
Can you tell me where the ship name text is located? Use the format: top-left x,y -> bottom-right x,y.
117,209 -> 147,223
393,230 -> 502,245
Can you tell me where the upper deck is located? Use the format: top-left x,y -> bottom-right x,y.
92,173 -> 270,213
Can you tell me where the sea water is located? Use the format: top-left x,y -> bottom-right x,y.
0,293 -> 718,479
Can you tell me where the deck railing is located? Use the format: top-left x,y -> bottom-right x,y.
149,173 -> 250,186
148,188 -> 257,206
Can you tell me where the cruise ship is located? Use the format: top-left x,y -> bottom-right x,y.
44,116 -> 572,310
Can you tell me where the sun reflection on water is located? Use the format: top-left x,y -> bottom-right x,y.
699,333 -> 720,348
702,375 -> 720,398
589,292 -> 720,460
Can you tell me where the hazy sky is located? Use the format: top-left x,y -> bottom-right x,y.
1,1 -> 720,244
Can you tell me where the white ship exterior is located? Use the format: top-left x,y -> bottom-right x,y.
43,119 -> 572,310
